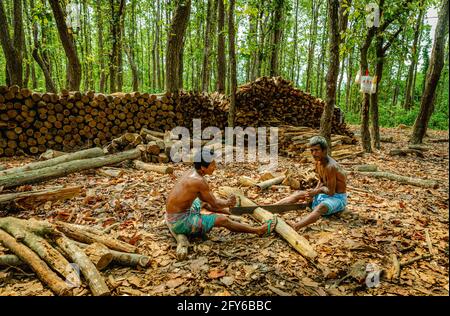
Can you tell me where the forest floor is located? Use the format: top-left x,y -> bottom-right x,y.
0,125 -> 448,296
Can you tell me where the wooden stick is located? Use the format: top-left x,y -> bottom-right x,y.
218,186 -> 317,260
0,147 -> 104,176
400,254 -> 431,267
0,229 -> 71,296
0,148 -> 142,188
424,229 -> 434,256
0,254 -> 24,266
55,221 -> 136,253
356,171 -> 439,189
133,160 -> 173,174
0,186 -> 82,208
256,176 -> 286,190
55,236 -> 110,296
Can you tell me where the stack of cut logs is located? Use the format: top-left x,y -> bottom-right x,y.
0,216 -> 151,296
1,76 -> 356,158
278,126 -> 361,161
231,76 -> 354,138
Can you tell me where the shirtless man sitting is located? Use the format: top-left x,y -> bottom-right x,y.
275,136 -> 347,230
165,148 -> 277,239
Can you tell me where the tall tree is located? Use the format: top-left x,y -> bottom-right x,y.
305,0 -> 322,92
404,5 -> 425,110
165,0 -> 191,93
0,0 -> 24,86
410,0 -> 449,144
227,0 -> 237,127
269,0 -> 284,76
319,0 -> 340,148
109,0 -> 125,93
49,0 -> 81,91
201,0 -> 213,92
217,0 -> 226,93
96,0 -> 106,92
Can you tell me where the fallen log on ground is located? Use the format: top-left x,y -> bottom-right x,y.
0,217 -> 71,278
39,149 -> 67,161
83,242 -> 114,270
380,136 -> 394,143
256,176 -> 286,190
133,160 -> 173,174
54,236 -> 110,296
72,241 -> 151,267
356,171 -> 439,188
0,148 -> 142,189
0,254 -> 25,266
0,147 -> 105,176
389,148 -> 424,158
355,164 -> 378,172
0,228 -> 71,296
55,221 -> 136,253
0,186 -> 82,210
218,186 -> 317,260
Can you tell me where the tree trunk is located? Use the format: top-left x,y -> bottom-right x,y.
0,0 -> 24,86
319,0 -> 340,150
411,0 -> 449,144
227,0 -> 237,128
97,1 -> 106,93
370,36 -> 384,150
216,0 -> 226,93
109,0 -> 125,93
404,7 -> 425,110
291,0 -> 300,83
49,0 -> 81,91
201,0 -> 213,92
305,0 -> 321,92
269,0 -> 284,76
165,0 -> 191,94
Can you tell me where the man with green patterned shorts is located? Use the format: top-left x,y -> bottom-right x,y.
166,148 -> 277,239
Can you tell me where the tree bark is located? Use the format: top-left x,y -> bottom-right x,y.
227,0 -> 237,127
0,0 -> 23,86
269,0 -> 284,76
49,0 -> 82,91
410,0 -> 449,144
96,0 -> 106,93
165,0 -> 191,94
201,0 -> 213,92
216,0 -> 226,93
320,0 -> 340,150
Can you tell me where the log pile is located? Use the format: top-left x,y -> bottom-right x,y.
0,217 -> 151,296
230,76 -> 354,138
1,76 -> 356,158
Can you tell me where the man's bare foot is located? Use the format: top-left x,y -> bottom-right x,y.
256,222 -> 269,237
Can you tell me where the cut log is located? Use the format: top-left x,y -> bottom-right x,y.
380,136 -> 394,143
218,186 -> 317,260
133,160 -> 173,174
84,242 -> 114,270
166,221 -> 189,261
54,236 -> 110,296
39,149 -> 67,160
428,138 -> 448,143
355,164 -> 378,172
239,176 -> 257,187
55,221 -> 136,253
0,186 -> 82,210
0,254 -> 24,266
0,148 -> 142,188
357,171 -> 439,189
408,144 -> 430,151
389,148 -> 424,158
0,217 -> 72,278
0,229 -> 71,296
72,241 -> 151,267
0,147 -> 104,176
256,176 -> 286,190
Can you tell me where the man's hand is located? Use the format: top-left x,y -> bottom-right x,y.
305,188 -> 320,201
227,195 -> 237,207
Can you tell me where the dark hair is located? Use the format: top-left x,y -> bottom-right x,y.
194,147 -> 215,170
309,136 -> 328,151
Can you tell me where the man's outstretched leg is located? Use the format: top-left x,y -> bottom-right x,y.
290,204 -> 328,230
214,215 -> 276,237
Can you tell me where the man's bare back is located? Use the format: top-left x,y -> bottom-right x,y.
166,169 -> 206,214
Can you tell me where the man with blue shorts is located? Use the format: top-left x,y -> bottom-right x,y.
275,136 -> 347,230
